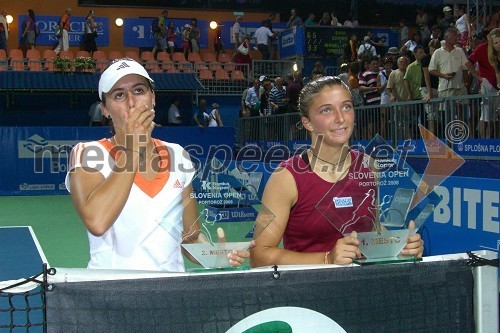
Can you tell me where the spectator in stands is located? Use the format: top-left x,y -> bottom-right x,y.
344,33 -> 359,63
245,78 -> 261,117
439,6 -> 455,32
487,8 -> 500,30
254,20 -> 275,60
456,6 -> 471,51
304,13 -> 316,26
399,19 -> 408,47
422,39 -> 441,134
234,34 -> 252,74
386,47 -> 400,70
166,21 -> 176,61
338,63 -> 349,85
400,31 -> 422,57
269,76 -> 287,114
358,36 -> 377,61
429,27 -> 482,123
168,96 -> 182,126
359,56 -> 382,139
318,12 -> 331,26
343,13 -> 358,28
416,8 -> 430,43
193,99 -> 209,128
88,101 -> 104,126
240,82 -> 252,118
259,78 -> 273,116
21,9 -> 36,51
54,8 -> 71,55
214,23 -> 223,61
264,12 -> 277,60
424,24 -> 442,47
377,57 -> 393,138
152,10 -> 168,59
469,28 -> 500,138
189,18 -> 200,53
208,103 -> 224,127
388,56 -> 411,138
286,8 -> 303,28
0,10 -> 7,53
404,46 -> 426,136
66,58 -> 250,271
311,61 -> 325,80
181,24 -> 191,61
285,72 -> 303,113
367,30 -> 385,58
231,16 -> 243,56
250,76 -> 424,267
83,10 -> 102,56
330,11 -> 341,26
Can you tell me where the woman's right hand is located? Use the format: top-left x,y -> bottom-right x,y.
120,104 -> 155,152
330,233 -> 361,265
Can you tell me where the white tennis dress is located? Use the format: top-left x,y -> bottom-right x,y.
66,138 -> 195,272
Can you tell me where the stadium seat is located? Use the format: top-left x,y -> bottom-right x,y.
172,52 -> 187,62
124,50 -> 140,62
187,52 -> 202,64
0,49 -> 7,71
9,49 -> 25,71
141,51 -> 160,72
224,62 -> 235,72
75,50 -> 90,59
218,53 -> 231,63
215,68 -> 230,80
108,50 -> 122,60
200,52 -> 216,63
231,70 -> 246,81
198,68 -> 213,80
59,50 -> 74,61
157,51 -> 173,71
26,49 -> 43,72
92,51 -> 108,72
42,50 -> 57,71
166,68 -> 179,74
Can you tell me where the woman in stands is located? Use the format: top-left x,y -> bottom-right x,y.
83,10 -> 102,56
65,58 -> 250,271
21,9 -> 36,51
250,76 -> 424,267
166,21 -> 176,61
234,34 -> 252,75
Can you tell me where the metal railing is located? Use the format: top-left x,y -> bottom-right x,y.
236,92 -> 499,148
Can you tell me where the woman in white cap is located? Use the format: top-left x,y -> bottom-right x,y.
182,24 -> 191,60
208,103 -> 224,127
65,58 -> 249,271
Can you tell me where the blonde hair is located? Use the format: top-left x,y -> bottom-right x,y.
487,28 -> 500,71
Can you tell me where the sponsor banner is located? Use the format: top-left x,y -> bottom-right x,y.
454,139 -> 500,157
396,139 -> 427,156
279,27 -> 304,58
287,140 -> 309,154
263,140 -> 285,150
422,176 -> 499,256
18,15 -> 109,47
123,18 -> 208,48
205,205 -> 259,223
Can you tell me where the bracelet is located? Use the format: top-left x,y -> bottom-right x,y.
323,251 -> 331,265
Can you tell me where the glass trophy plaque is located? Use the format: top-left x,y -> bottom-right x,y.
157,157 -> 274,271
316,135 -> 442,265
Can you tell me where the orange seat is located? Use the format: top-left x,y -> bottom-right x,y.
42,50 -> 57,71
208,62 -> 222,71
231,70 -> 246,81
76,50 -> 90,58
59,50 -> 74,61
215,68 -> 230,80
157,51 -> 174,71
0,49 -> 7,71
218,53 -> 231,63
9,49 -> 25,71
172,52 -> 187,62
125,50 -> 140,62
199,68 -> 213,80
166,68 -> 179,74
26,49 -> 43,72
108,50 -> 122,60
201,52 -> 216,63
93,50 -> 108,72
176,61 -> 192,72
187,52 -> 202,63
141,51 -> 160,72
224,62 -> 236,72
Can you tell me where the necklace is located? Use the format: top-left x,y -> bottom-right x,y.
308,149 -> 349,174
111,136 -> 156,167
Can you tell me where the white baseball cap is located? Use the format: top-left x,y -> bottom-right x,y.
98,58 -> 154,101
443,6 -> 452,13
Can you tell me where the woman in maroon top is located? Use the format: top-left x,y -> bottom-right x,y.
251,76 -> 424,266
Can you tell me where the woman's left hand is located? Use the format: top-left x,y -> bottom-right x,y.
400,221 -> 424,257
228,240 -> 256,267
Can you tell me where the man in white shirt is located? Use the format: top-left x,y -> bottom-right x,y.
254,20 -> 275,60
168,96 -> 182,126
357,36 -> 377,60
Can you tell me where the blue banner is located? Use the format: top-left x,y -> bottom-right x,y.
18,15 -> 109,47
123,18 -> 208,48
279,27 -> 304,58
454,139 -> 500,157
422,176 -> 499,256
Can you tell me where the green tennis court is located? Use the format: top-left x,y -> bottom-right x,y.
0,195 -> 89,268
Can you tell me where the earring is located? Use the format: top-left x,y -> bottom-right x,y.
152,103 -> 156,108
